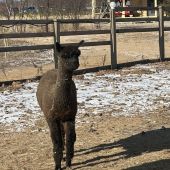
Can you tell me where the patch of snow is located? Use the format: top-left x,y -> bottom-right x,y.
77,69 -> 170,117
0,82 -> 41,131
0,63 -> 170,132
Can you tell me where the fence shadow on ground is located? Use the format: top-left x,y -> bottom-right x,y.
124,159 -> 170,170
73,128 -> 170,169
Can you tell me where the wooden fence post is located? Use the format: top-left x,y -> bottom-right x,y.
53,20 -> 60,69
110,9 -> 117,69
158,6 -> 165,61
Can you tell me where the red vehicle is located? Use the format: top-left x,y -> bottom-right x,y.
115,0 -> 132,17
115,6 -> 132,17
100,0 -> 133,18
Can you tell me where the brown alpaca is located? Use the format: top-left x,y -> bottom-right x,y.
36,40 -> 84,170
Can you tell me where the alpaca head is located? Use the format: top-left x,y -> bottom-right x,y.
56,40 -> 84,71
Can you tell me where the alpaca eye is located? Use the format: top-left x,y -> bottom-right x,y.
70,50 -> 80,58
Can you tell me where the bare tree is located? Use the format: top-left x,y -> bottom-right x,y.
0,0 -> 15,20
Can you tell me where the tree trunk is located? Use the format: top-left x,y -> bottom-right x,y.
92,0 -> 96,19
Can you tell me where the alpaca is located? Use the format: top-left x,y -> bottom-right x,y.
36,40 -> 84,170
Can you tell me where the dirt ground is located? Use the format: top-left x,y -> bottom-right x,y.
0,111 -> 170,170
0,61 -> 170,170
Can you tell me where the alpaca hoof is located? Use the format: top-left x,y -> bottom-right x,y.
55,166 -> 62,170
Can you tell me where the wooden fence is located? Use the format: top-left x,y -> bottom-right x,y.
55,6 -> 170,69
0,20 -> 54,51
0,6 -> 170,71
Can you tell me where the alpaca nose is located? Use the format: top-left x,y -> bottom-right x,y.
74,60 -> 79,68
73,58 -> 79,64
75,61 -> 79,67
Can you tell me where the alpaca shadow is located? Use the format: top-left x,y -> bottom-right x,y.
124,159 -> 170,170
73,128 -> 170,169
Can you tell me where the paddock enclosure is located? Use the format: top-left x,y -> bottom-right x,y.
0,6 -> 170,170
0,6 -> 170,82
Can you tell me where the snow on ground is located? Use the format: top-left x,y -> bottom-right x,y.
0,63 -> 170,131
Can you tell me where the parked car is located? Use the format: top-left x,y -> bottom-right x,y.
22,6 -> 38,14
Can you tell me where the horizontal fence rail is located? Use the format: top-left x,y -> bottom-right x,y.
60,30 -> 110,36
116,17 -> 159,22
0,19 -> 53,26
0,32 -> 54,39
56,19 -> 110,23
164,17 -> 170,21
63,41 -> 111,47
0,44 -> 54,53
117,27 -> 159,33
115,6 -> 158,11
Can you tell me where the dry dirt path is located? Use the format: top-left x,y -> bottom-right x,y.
0,112 -> 169,170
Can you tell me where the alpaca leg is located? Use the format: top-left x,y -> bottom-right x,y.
61,123 -> 65,149
64,121 -> 76,168
60,122 -> 66,161
48,119 -> 63,170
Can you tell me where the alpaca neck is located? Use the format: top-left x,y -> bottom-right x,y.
57,62 -> 73,82
54,64 -> 73,109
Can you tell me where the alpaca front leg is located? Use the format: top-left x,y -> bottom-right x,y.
48,119 -> 63,170
60,122 -> 66,162
64,121 -> 76,168
60,122 -> 65,151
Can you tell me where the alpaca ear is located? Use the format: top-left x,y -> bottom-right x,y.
56,42 -> 63,52
77,40 -> 84,48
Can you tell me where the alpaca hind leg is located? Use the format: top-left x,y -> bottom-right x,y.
48,119 -> 63,170
60,122 -> 66,161
64,121 -> 76,168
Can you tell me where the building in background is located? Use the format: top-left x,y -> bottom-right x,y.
93,0 -> 159,18
113,0 -> 159,16
131,0 -> 158,16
